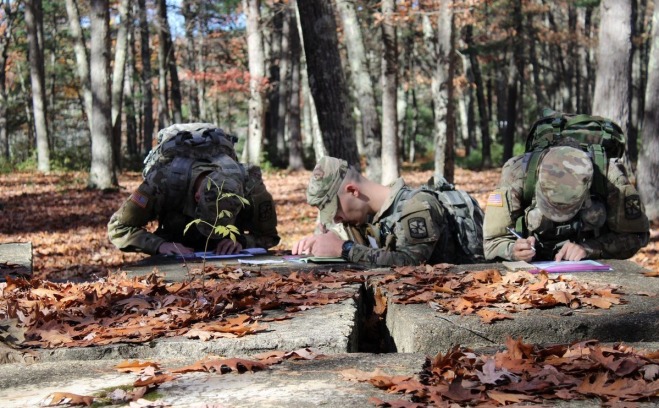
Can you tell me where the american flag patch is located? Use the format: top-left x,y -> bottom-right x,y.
130,191 -> 149,208
486,192 -> 503,207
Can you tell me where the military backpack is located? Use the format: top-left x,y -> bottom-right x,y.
142,123 -> 244,205
143,123 -> 239,177
400,176 -> 485,263
522,109 -> 625,202
516,109 -> 626,233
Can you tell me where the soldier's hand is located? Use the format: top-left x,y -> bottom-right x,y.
158,242 -> 194,255
215,239 -> 242,255
512,237 -> 536,262
554,242 -> 587,262
292,235 -> 318,255
307,232 -> 343,257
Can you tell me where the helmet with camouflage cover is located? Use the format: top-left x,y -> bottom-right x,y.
535,146 -> 593,222
306,156 -> 348,224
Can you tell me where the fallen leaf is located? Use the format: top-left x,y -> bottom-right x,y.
42,392 -> 94,406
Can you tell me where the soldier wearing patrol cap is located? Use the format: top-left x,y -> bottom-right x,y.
483,146 -> 649,262
108,158 -> 280,256
292,156 -> 460,266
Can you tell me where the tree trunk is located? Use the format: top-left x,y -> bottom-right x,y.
124,23 -> 138,159
243,0 -> 266,165
335,0 -> 382,181
156,0 -> 170,128
465,25 -> 491,168
157,0 -> 182,123
297,0 -> 359,166
503,0 -> 524,165
637,0 -> 659,221
24,0 -> 50,172
432,0 -> 455,183
592,0 -> 633,138
380,0 -> 399,184
64,0 -> 92,133
88,0 -> 116,189
182,1 -> 200,121
276,2 -> 291,167
137,0 -> 154,154
111,0 -> 130,170
264,2 -> 282,166
0,0 -> 15,160
288,1 -> 303,171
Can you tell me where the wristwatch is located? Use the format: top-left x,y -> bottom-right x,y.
341,240 -> 354,261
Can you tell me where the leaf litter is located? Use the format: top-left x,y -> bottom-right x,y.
348,338 -> 659,407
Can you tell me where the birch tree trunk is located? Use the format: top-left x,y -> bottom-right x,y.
64,0 -> 92,133
381,0 -> 398,184
592,0 -> 632,137
432,0 -> 455,183
335,0 -> 382,181
137,0 -> 154,154
243,0 -> 266,165
297,0 -> 359,166
0,0 -> 15,160
637,0 -> 659,221
24,0 -> 50,172
88,0 -> 116,189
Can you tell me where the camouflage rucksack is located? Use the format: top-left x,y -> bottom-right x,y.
142,123 -> 244,204
423,176 -> 485,263
521,109 -> 626,205
142,123 -> 239,178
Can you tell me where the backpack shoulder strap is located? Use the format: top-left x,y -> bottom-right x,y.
588,144 -> 608,198
522,151 -> 544,206
165,156 -> 195,205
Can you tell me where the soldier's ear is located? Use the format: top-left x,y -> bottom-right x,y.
345,183 -> 360,197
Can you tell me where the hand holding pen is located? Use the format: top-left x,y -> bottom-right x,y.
507,227 -> 537,262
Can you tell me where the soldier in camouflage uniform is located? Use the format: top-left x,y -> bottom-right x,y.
292,156 -> 459,266
483,146 -> 649,262
108,157 -> 280,256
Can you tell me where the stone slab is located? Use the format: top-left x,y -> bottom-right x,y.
0,353 -> 420,408
0,242 -> 32,280
35,293 -> 360,363
2,349 -> 658,408
379,259 -> 659,354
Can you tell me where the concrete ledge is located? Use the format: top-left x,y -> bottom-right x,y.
0,354 -> 422,408
379,260 -> 659,354
36,295 -> 361,362
0,242 -> 32,280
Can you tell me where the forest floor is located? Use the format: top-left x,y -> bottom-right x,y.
0,167 -> 656,281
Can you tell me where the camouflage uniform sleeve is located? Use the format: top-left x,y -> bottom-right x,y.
239,165 -> 280,249
347,191 -> 444,266
107,180 -> 166,255
483,155 -> 526,261
581,159 -> 650,259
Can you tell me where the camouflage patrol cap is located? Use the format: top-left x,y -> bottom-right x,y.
535,146 -> 593,222
306,156 -> 348,224
195,171 -> 244,238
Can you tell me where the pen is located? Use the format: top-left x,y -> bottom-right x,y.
507,227 -> 536,252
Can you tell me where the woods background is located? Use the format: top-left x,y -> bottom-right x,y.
0,0 -> 658,220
